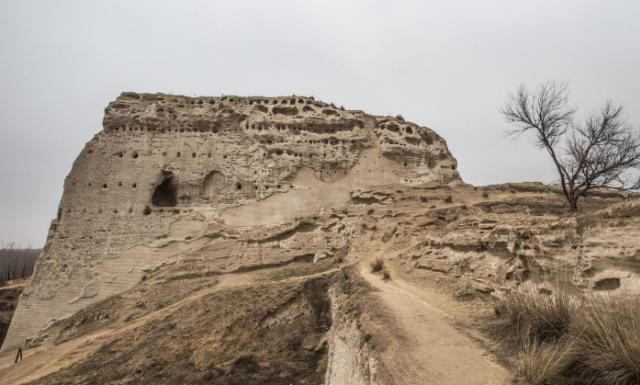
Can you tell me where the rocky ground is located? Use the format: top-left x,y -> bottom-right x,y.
0,183 -> 638,384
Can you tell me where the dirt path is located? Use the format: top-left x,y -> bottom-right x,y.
361,266 -> 509,385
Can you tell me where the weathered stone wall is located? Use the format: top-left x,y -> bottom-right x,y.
1,93 -> 460,351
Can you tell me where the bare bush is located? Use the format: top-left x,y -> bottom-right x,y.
501,81 -> 640,210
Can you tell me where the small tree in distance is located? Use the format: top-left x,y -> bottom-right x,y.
501,81 -> 640,211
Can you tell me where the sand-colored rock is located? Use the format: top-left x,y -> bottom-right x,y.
2,94 -> 639,385
2,93 -> 459,352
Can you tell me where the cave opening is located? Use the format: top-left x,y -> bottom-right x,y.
152,172 -> 177,207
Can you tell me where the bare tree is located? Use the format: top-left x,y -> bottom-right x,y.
502,81 -> 640,210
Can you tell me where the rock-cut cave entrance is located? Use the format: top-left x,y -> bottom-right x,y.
152,171 -> 177,207
202,170 -> 226,200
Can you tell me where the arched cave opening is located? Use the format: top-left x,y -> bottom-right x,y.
152,172 -> 177,207
202,171 -> 225,200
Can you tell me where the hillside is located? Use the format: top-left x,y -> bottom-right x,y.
1,94 -> 638,384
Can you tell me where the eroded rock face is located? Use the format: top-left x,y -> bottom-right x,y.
1,93 -> 460,351
0,282 -> 25,347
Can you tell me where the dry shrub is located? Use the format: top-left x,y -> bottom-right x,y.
516,338 -> 574,385
497,286 -> 577,346
567,297 -> 640,385
370,257 -> 385,273
496,286 -> 640,385
382,270 -> 391,281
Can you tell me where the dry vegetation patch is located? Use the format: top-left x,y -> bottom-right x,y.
494,286 -> 640,385
370,257 -> 385,273
29,275 -> 335,385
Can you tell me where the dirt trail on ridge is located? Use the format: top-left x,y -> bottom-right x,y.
0,266 -> 338,385
362,266 -> 509,385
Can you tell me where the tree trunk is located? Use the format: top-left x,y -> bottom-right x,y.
569,197 -> 579,212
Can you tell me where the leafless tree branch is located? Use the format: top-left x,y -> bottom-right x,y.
501,81 -> 640,211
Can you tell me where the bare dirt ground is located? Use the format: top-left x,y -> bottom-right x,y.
361,263 -> 509,385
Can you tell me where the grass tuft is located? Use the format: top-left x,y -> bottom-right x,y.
495,285 -> 640,385
497,286 -> 577,345
516,338 -> 573,385
370,257 -> 385,273
568,297 -> 640,385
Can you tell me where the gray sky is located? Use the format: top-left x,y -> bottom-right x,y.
1,0 -> 639,246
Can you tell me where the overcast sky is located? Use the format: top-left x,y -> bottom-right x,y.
1,0 -> 639,246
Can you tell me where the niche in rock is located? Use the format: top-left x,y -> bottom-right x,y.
593,277 -> 621,291
202,171 -> 226,200
152,171 -> 178,207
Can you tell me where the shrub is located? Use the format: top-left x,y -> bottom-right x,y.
495,285 -> 640,385
567,297 -> 640,385
496,286 -> 577,346
382,270 -> 391,281
370,257 -> 385,273
516,338 -> 574,385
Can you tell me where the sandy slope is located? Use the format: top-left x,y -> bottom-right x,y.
0,266 -> 338,385
0,275 -> 243,384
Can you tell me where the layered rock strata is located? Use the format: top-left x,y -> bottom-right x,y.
2,93 -> 460,351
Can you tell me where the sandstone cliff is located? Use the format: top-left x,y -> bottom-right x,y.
2,93 -> 460,352
2,94 -> 638,385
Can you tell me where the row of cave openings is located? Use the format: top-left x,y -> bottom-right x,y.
111,150 -> 233,160
91,138 -> 356,166
106,104 -> 341,132
376,121 -> 436,149
75,147 -> 350,194
144,170 -> 269,214
378,121 -> 418,136
123,92 -> 331,109
248,121 -> 361,134
112,94 -> 338,123
107,121 -> 233,133
62,171 -> 251,219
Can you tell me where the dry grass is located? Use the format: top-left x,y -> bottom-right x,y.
498,286 -> 577,345
370,257 -> 385,273
568,297 -> 640,385
516,339 -> 573,385
496,287 -> 640,385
